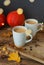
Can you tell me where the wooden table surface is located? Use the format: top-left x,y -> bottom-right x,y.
0,25 -> 44,65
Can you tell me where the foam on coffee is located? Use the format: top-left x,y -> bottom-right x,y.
14,28 -> 26,33
26,21 -> 37,24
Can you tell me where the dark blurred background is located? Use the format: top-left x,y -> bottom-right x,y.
0,0 -> 44,22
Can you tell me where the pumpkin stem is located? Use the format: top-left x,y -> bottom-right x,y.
17,8 -> 23,15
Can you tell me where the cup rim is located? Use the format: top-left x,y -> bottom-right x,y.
12,26 -> 28,34
25,18 -> 38,25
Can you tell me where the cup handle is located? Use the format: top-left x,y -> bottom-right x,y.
25,34 -> 32,43
37,23 -> 43,32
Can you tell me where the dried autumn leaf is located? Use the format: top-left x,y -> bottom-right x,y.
8,51 -> 21,62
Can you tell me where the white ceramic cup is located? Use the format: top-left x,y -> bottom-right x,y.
25,19 -> 43,37
12,26 -> 32,48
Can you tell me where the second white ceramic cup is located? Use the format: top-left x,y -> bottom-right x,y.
25,19 -> 43,36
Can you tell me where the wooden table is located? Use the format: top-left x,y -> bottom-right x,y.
0,25 -> 44,65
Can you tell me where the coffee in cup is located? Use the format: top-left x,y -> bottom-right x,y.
26,21 -> 37,24
14,28 -> 26,33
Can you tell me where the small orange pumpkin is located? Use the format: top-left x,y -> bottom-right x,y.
0,8 -> 6,27
7,8 -> 25,27
0,14 -> 6,27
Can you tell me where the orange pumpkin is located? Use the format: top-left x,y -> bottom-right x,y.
0,14 -> 6,27
7,8 -> 25,27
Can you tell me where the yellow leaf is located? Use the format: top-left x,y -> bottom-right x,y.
8,51 -> 21,62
